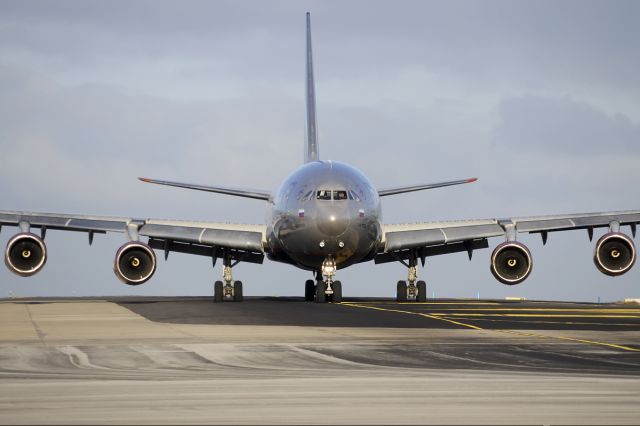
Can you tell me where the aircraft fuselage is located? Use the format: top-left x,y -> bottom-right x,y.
267,160 -> 382,271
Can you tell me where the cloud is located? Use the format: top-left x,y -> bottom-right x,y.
0,64 -> 301,216
0,1 -> 639,302
494,96 -> 640,155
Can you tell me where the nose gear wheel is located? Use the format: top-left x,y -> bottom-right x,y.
312,257 -> 344,303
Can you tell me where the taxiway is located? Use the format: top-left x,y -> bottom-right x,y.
1,296 -> 639,424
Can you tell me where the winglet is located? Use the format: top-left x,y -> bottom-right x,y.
138,177 -> 152,183
466,177 -> 478,183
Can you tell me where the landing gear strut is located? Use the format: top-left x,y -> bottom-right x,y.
312,257 -> 342,303
396,256 -> 426,302
214,255 -> 243,302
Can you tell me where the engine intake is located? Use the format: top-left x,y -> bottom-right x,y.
490,241 -> 532,285
114,242 -> 157,285
594,232 -> 636,276
5,233 -> 47,277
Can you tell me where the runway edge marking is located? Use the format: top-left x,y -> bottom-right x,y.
339,302 -> 640,353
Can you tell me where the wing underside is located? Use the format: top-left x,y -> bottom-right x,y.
0,210 -> 267,264
377,210 -> 640,264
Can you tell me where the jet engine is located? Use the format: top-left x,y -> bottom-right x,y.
5,233 -> 47,277
490,241 -> 532,285
113,242 -> 157,285
593,232 -> 636,276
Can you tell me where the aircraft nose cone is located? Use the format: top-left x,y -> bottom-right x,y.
317,210 -> 350,237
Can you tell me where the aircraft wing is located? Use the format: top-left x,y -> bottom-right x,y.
0,210 -> 266,264
377,178 -> 477,197
377,210 -> 640,264
139,177 -> 271,201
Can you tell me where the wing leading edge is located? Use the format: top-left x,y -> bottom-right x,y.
378,178 -> 477,197
139,177 -> 271,201
0,210 -> 266,264
378,210 -> 640,264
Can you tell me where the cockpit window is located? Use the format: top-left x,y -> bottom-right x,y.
299,190 -> 313,201
315,190 -> 354,200
333,190 -> 348,200
316,190 -> 332,200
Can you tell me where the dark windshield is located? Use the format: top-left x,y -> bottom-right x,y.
333,190 -> 347,200
316,190 -> 350,200
316,190 -> 331,200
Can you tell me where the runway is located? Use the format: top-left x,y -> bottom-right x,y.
1,296 -> 639,424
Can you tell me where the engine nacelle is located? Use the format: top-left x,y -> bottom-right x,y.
5,233 -> 47,277
594,232 -> 636,276
113,242 -> 157,285
490,241 -> 532,285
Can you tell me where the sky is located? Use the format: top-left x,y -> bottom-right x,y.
1,0 -> 639,301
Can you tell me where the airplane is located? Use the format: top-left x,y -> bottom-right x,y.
1,13 -> 639,303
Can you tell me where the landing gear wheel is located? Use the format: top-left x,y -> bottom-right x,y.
396,280 -> 407,302
330,281 -> 342,303
315,281 -> 327,303
305,280 -> 315,301
416,280 -> 427,302
214,281 -> 224,303
233,280 -> 243,302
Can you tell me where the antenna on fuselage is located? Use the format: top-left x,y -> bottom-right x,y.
304,12 -> 319,163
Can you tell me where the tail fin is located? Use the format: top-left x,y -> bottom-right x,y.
304,12 -> 319,163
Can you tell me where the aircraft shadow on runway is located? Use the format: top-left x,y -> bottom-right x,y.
114,297 -> 640,331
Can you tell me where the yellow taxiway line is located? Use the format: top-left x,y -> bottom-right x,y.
442,316 -> 640,327
413,308 -> 640,313
341,302 -> 483,330
429,313 -> 640,318
339,302 -> 640,353
352,301 -> 500,305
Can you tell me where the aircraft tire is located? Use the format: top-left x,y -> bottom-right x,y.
331,281 -> 342,303
416,280 -> 427,302
233,280 -> 243,302
305,280 -> 315,301
315,281 -> 327,303
214,281 -> 224,303
396,280 -> 407,302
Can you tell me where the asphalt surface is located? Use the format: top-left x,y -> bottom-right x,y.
1,296 -> 640,424
119,296 -> 640,330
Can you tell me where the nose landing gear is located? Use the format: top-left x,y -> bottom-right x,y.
308,256 -> 342,303
322,256 -> 336,296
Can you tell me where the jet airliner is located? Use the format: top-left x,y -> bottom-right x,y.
2,14 -> 639,302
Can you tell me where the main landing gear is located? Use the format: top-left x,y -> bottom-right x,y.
396,259 -> 427,302
214,256 -> 243,302
306,256 -> 342,303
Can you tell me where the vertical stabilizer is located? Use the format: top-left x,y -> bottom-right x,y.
304,12 -> 319,163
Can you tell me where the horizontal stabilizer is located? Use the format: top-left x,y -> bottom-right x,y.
377,178 -> 477,197
139,177 -> 271,201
